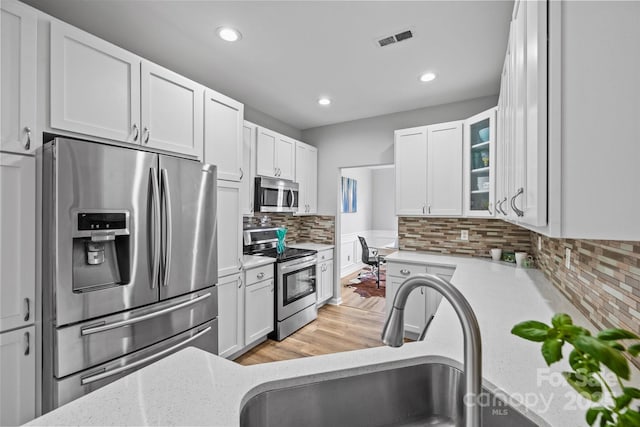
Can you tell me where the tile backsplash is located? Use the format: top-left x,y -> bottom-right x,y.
246,214 -> 335,245
531,233 -> 640,342
398,217 -> 532,257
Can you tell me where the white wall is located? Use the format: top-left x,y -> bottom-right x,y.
301,95 -> 498,215
340,168 -> 373,234
371,167 -> 397,231
244,105 -> 302,140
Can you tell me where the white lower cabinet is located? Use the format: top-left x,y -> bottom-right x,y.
217,273 -> 244,359
316,249 -> 334,306
386,262 -> 454,338
0,325 -> 35,426
245,278 -> 274,344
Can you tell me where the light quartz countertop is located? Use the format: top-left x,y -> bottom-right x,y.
27,251 -> 638,427
241,254 -> 276,269
289,242 -> 335,251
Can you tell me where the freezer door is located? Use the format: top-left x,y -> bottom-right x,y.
44,139 -> 160,326
158,156 -> 217,299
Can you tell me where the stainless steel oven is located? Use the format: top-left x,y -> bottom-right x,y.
277,255 -> 317,321
254,177 -> 299,213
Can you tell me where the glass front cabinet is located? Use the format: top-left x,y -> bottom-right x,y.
464,108 -> 496,217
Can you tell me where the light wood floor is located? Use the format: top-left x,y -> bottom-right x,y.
235,303 -> 387,366
340,269 -> 387,314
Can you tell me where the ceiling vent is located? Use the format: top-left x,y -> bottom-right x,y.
376,28 -> 415,48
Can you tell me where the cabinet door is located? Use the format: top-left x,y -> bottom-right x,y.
141,61 -> 203,158
295,142 -> 308,214
386,277 -> 426,336
307,146 -> 318,214
50,22 -> 141,144
464,109 -> 496,217
321,260 -> 334,303
217,274 -> 243,358
256,127 -> 277,178
240,122 -> 256,215
204,89 -> 244,181
217,181 -> 242,278
245,279 -> 274,343
427,121 -> 463,216
395,127 -> 427,215
275,136 -> 295,181
0,154 -> 35,332
0,326 -> 35,425
1,0 -> 37,154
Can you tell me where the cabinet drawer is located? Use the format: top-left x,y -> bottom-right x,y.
316,249 -> 333,262
245,264 -> 274,286
387,262 -> 428,278
428,265 -> 456,282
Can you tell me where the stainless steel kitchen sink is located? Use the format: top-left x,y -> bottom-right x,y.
240,361 -> 543,427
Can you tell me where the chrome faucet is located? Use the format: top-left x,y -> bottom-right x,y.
382,274 -> 482,427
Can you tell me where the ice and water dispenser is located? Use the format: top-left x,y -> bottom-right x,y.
72,211 -> 131,292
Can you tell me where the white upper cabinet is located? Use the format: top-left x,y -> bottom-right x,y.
1,0 -> 37,154
426,121 -> 463,216
0,154 -> 35,333
141,61 -> 203,158
50,21 -> 141,144
217,181 -> 242,278
295,141 -> 318,214
0,326 -> 35,426
394,126 -> 428,215
204,89 -> 243,181
256,127 -> 295,180
464,108 -> 496,217
240,122 -> 257,215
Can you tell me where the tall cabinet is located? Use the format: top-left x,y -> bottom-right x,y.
295,141 -> 318,214
0,1 -> 38,424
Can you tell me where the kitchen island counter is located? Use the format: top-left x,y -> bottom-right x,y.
28,252 -> 637,426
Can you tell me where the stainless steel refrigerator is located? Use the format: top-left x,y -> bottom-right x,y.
41,138 -> 218,412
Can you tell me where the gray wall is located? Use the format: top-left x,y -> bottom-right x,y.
371,167 -> 397,231
301,95 -> 498,215
340,168 -> 373,234
245,105 -> 302,140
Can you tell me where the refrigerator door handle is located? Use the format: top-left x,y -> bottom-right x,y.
161,169 -> 173,287
150,168 -> 161,289
80,326 -> 212,385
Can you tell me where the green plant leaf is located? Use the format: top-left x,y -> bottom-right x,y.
563,372 -> 603,402
597,329 -> 640,341
574,335 -> 630,380
615,393 -> 632,410
586,407 -> 605,425
561,325 -> 591,343
628,343 -> 640,357
609,342 -> 626,351
511,321 -> 550,342
623,387 -> 640,398
620,409 -> 640,425
552,313 -> 573,328
542,339 -> 564,365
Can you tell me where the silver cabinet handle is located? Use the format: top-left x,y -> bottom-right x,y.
511,187 -> 524,217
24,127 -> 31,150
24,332 -> 30,356
24,298 -> 30,322
428,205 -> 431,214
80,326 -> 211,385
500,197 -> 508,215
400,269 -> 411,276
132,124 -> 139,141
161,169 -> 173,286
238,277 -> 242,288
150,168 -> 161,289
488,202 -> 493,215
238,258 -> 243,271
421,288 -> 424,295
239,167 -> 244,180
143,127 -> 150,144
257,272 -> 265,280
81,293 -> 211,336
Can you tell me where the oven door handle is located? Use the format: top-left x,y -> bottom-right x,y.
80,326 -> 211,385
80,292 -> 211,336
279,258 -> 317,274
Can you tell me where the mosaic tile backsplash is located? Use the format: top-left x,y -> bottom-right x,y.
246,214 -> 335,245
398,217 -> 532,257
531,234 -> 640,337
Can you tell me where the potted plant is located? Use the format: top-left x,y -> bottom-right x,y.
512,314 -> 640,426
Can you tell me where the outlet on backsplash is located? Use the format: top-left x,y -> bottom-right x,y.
564,248 -> 571,269
460,230 -> 469,241
538,236 -> 542,251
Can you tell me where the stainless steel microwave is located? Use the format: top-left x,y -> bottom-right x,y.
254,177 -> 299,213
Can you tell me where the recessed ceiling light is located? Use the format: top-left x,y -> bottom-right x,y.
217,27 -> 241,42
419,72 -> 437,82
318,97 -> 331,106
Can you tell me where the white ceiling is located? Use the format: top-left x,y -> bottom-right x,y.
23,0 -> 513,130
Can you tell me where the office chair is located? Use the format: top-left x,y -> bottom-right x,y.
358,236 -> 382,288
